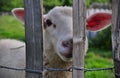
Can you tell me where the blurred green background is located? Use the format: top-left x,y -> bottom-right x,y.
0,0 -> 111,12
0,0 -> 114,78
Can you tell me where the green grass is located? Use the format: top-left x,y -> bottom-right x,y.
0,15 -> 114,78
0,15 -> 25,41
85,49 -> 114,78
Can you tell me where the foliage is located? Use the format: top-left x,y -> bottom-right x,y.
0,0 -> 111,12
43,0 -> 72,12
0,0 -> 72,12
0,0 -> 23,12
85,50 -> 114,78
89,26 -> 112,50
85,48 -> 113,78
86,0 -> 111,7
43,0 -> 64,12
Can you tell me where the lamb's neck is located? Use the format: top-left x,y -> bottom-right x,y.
46,57 -> 72,68
44,51 -> 72,78
44,50 -> 72,67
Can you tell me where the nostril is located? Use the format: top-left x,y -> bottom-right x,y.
62,39 -> 73,48
62,41 -> 68,47
69,39 -> 73,45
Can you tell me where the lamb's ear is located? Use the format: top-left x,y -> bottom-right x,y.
86,9 -> 112,31
12,8 -> 25,23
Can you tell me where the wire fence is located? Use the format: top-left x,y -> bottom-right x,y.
0,46 -> 112,75
0,65 -> 114,74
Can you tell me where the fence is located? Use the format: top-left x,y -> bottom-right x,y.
112,0 -> 120,78
24,0 -> 43,78
0,0 -> 120,78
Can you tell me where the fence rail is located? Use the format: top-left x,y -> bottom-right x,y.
73,0 -> 86,78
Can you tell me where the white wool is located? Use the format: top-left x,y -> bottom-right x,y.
0,39 -> 25,78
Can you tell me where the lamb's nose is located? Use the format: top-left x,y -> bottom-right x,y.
62,39 -> 73,48
62,39 -> 73,58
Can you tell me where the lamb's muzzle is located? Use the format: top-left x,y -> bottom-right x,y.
61,38 -> 73,58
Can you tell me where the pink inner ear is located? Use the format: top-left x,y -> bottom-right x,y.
14,10 -> 25,22
86,13 -> 112,31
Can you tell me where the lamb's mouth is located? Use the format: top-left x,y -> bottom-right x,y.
60,51 -> 72,59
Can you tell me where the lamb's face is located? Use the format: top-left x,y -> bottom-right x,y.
44,7 -> 73,61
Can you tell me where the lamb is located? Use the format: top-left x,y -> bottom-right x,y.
0,6 -> 112,78
0,39 -> 25,78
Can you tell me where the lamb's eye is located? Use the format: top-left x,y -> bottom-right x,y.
46,19 -> 52,26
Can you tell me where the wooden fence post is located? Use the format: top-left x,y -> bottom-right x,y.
24,0 -> 43,78
73,0 -> 86,78
112,0 -> 120,78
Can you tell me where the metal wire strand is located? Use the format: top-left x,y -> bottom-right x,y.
0,65 -> 114,74
71,66 -> 113,72
85,67 -> 114,72
44,67 -> 72,72
0,65 -> 42,74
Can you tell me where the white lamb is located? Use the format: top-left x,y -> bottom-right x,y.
0,39 -> 25,78
0,6 -> 112,78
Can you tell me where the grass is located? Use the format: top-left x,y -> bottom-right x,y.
0,15 -> 25,41
0,15 -> 114,78
85,49 -> 114,78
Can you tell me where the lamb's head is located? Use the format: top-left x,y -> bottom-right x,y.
43,7 -> 73,61
12,6 -> 112,62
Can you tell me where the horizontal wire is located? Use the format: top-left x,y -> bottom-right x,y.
85,67 -> 114,72
0,65 -> 114,74
0,65 -> 42,74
